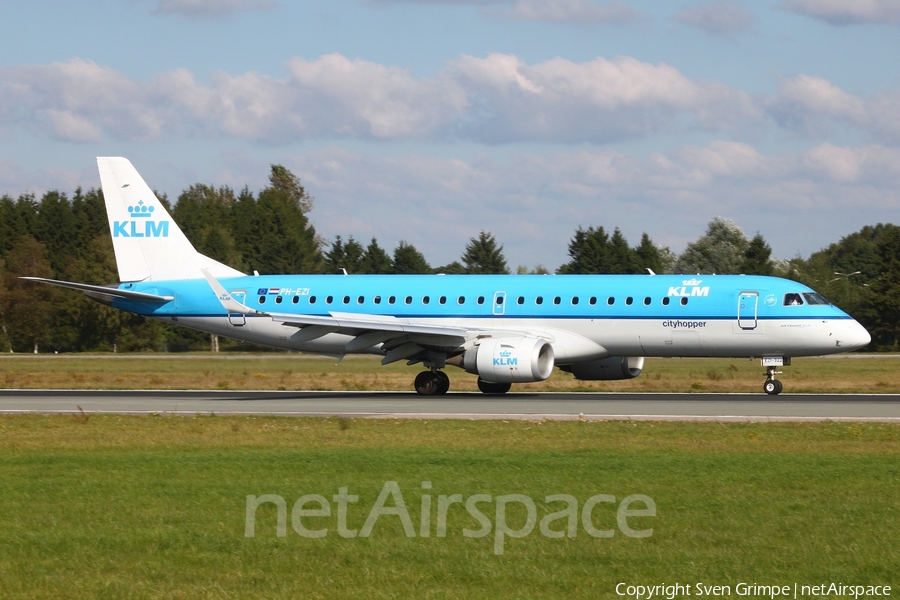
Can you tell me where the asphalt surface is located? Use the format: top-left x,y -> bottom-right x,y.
1,389 -> 899,421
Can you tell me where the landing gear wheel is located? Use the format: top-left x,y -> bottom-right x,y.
763,365 -> 784,395
414,371 -> 439,395
435,371 -> 450,395
763,379 -> 783,395
477,378 -> 511,395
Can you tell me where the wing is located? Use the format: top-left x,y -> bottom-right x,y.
201,270 -> 521,364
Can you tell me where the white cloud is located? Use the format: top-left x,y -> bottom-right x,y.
42,109 -> 103,143
768,75 -> 900,142
288,142 -> 900,267
147,0 -> 276,17
782,0 -> 900,25
0,59 -> 163,142
0,54 -> 758,145
448,53 -> 757,142
493,0 -> 645,24
672,2 -> 755,34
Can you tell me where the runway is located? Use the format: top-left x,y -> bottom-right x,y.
1,389 -> 900,421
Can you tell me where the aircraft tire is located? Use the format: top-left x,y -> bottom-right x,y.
435,371 -> 450,395
415,371 -> 439,395
763,379 -> 781,395
477,378 -> 511,395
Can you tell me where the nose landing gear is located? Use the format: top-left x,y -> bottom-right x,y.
761,357 -> 790,395
763,370 -> 783,395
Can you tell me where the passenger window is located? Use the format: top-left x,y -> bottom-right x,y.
309,296 -> 317,304
662,297 -> 670,306
477,296 -> 485,305
571,297 -> 579,305
680,297 -> 688,306
643,297 -> 651,306
517,296 -> 524,305
553,297 -> 561,305
357,296 -> 364,304
496,296 -> 504,305
258,296 -> 266,304
536,296 -> 544,305
422,296 -> 430,305
343,295 -> 350,304
589,297 -> 597,305
405,296 -> 412,304
326,296 -> 333,305
784,293 -> 804,306
275,296 -> 283,304
388,296 -> 396,305
439,296 -> 446,304
292,296 -> 299,304
607,297 -> 615,305
625,297 -> 633,306
458,296 -> 465,304
374,296 -> 381,304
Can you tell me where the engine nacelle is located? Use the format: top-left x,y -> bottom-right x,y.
449,337 -> 555,383
560,356 -> 644,381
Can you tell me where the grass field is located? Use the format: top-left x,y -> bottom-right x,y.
0,415 -> 897,599
1,353 -> 898,393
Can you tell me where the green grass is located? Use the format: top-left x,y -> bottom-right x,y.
1,353 -> 899,393
0,415 -> 897,598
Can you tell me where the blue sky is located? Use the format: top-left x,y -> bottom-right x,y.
1,0 -> 899,270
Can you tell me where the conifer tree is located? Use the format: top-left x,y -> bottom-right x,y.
461,231 -> 509,274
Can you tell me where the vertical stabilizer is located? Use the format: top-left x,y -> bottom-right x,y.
98,157 -> 243,282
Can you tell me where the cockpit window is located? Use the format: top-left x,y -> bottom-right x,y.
803,292 -> 831,306
784,293 -> 804,306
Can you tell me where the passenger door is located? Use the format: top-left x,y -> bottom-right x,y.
737,291 -> 758,330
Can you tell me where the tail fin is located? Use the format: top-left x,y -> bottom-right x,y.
97,157 -> 244,282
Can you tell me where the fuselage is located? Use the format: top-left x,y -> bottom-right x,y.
110,273 -> 871,362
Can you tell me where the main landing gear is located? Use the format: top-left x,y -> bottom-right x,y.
477,378 -> 511,395
414,370 -> 450,395
413,371 -> 512,395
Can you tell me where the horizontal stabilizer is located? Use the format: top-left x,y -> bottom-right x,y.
19,277 -> 174,302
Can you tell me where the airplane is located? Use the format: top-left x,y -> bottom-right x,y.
23,157 -> 871,396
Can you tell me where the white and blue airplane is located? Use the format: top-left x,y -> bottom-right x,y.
25,157 -> 871,395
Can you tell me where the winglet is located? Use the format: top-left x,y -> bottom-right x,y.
201,269 -> 264,315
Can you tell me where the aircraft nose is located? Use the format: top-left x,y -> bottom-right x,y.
841,320 -> 871,351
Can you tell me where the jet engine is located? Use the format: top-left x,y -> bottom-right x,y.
448,337 -> 555,383
559,356 -> 644,381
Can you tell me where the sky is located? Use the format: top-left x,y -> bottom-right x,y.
1,0 -> 899,271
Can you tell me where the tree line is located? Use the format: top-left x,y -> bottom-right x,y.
0,165 -> 896,352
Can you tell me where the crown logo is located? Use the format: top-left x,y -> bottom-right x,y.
128,200 -> 155,218
682,278 -> 702,286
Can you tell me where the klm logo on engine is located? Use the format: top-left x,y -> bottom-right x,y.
113,200 -> 169,238
668,278 -> 710,297
493,349 -> 518,367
